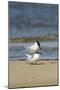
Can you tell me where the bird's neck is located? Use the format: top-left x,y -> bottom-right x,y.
35,42 -> 37,46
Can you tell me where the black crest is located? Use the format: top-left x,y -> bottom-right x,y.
36,41 -> 40,47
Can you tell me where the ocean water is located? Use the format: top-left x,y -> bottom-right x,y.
8,2 -> 58,60
8,41 -> 58,60
8,2 -> 58,38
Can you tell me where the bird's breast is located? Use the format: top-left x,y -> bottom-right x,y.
33,54 -> 40,59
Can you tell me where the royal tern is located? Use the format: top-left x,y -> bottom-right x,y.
26,53 -> 40,63
26,41 -> 41,54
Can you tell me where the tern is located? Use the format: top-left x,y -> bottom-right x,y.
26,41 -> 41,54
26,53 -> 40,64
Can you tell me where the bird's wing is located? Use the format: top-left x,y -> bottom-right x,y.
25,54 -> 32,60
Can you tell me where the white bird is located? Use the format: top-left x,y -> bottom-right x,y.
25,41 -> 41,54
26,53 -> 40,63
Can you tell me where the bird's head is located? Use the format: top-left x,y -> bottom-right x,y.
36,41 -> 41,49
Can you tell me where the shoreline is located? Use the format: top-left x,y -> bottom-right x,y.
8,59 -> 58,61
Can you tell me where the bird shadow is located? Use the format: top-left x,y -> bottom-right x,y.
26,62 -> 44,65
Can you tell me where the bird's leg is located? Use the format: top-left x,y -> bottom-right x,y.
33,60 -> 38,64
36,60 -> 40,64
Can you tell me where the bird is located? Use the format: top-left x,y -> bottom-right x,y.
26,52 -> 40,64
25,41 -> 41,54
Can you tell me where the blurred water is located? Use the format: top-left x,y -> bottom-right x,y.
8,2 -> 58,60
8,41 -> 58,60
8,2 -> 58,38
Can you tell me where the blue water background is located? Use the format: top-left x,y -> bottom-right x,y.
8,2 -> 58,38
8,2 -> 58,60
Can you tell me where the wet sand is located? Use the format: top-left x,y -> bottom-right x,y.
8,60 -> 58,89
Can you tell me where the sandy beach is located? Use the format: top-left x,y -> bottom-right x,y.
8,60 -> 58,89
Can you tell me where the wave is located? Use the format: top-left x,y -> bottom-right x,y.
9,35 -> 57,43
